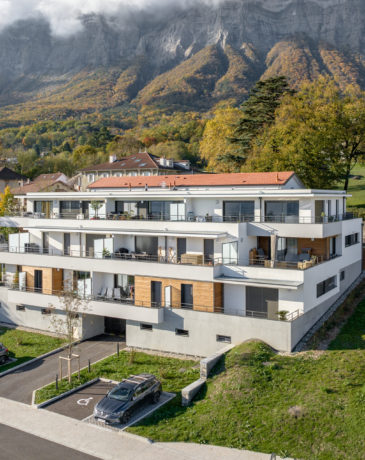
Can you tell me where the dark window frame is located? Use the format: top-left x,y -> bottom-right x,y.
317,275 -> 337,298
216,335 -> 231,343
223,201 -> 255,222
345,233 -> 359,247
175,328 -> 189,337
140,323 -> 153,331
16,304 -> 25,311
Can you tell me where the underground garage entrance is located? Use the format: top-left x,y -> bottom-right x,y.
104,317 -> 126,336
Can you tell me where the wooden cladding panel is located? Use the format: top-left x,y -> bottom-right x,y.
214,283 -> 224,312
258,237 -> 270,257
134,276 -> 221,312
21,266 -> 63,295
297,238 -> 330,259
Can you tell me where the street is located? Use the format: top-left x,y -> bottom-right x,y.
0,335 -> 125,404
0,423 -> 99,460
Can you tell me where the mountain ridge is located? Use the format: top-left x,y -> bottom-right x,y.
0,0 -> 363,124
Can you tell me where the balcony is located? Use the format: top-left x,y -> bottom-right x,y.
5,284 -> 300,323
6,286 -> 164,324
4,210 -> 358,224
0,245 -> 220,267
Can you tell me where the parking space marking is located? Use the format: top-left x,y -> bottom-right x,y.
43,379 -> 175,432
77,397 -> 93,406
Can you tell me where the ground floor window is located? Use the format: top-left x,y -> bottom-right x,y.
317,275 -> 337,298
246,287 -> 278,319
216,335 -> 231,343
175,328 -> 189,337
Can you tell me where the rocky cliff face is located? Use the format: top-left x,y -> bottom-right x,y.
0,0 -> 363,121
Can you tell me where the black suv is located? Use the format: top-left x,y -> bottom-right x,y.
0,343 -> 9,365
93,374 -> 162,424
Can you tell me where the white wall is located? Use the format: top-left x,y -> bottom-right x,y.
191,198 -> 216,218
49,232 -> 63,255
126,307 -> 292,355
224,284 -> 245,315
186,238 -> 203,254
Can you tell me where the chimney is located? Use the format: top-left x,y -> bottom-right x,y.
109,154 -> 117,164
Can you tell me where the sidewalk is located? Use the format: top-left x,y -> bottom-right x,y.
0,398 -> 289,460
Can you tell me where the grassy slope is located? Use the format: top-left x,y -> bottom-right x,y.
129,323 -> 365,459
0,327 -> 65,372
328,298 -> 365,350
35,350 -> 199,404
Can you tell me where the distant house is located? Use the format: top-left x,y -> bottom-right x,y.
11,173 -> 73,195
78,151 -> 195,191
11,172 -> 74,214
0,167 -> 27,193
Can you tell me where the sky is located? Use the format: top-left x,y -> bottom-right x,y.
0,0 -> 221,36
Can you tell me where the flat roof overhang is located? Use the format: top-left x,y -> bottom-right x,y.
215,275 -> 303,290
22,226 -> 228,239
15,188 -> 349,200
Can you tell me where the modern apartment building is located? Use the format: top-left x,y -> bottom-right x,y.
0,171 -> 361,356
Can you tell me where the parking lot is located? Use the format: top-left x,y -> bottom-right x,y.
42,379 -> 175,430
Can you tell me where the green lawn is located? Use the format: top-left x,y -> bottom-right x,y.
35,350 -> 199,404
127,304 -> 365,460
346,164 -> 365,211
0,327 -> 65,372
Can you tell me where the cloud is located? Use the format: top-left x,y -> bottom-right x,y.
0,0 -> 221,36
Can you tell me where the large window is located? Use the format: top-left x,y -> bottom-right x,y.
74,271 -> 91,298
265,201 -> 299,223
317,276 -> 337,298
135,236 -> 158,255
60,201 -> 80,218
222,241 -> 238,265
277,238 -> 298,262
246,287 -> 278,319
345,233 -> 359,247
114,275 -> 134,298
181,284 -> 193,309
34,201 -> 52,218
223,201 -> 254,222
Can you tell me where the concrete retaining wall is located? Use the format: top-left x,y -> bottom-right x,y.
182,345 -> 234,406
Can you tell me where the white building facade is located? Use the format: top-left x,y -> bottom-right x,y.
0,172 -> 362,356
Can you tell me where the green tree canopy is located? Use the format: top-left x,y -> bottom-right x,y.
221,76 -> 293,170
246,76 -> 365,190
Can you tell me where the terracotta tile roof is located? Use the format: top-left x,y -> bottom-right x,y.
80,152 -> 191,172
11,172 -> 71,195
33,172 -> 64,183
88,171 -> 296,189
80,152 -> 159,172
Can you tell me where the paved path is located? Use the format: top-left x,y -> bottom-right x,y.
0,335 -> 125,404
0,398 -> 287,460
0,423 -> 99,460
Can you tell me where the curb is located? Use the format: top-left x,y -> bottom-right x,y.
32,350 -> 126,405
0,340 -> 81,379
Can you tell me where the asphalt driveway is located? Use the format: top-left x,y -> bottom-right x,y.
0,335 -> 125,404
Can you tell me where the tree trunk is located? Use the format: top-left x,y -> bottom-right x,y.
68,358 -> 71,384
344,162 -> 352,192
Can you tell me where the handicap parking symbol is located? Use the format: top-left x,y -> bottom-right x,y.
77,397 -> 93,406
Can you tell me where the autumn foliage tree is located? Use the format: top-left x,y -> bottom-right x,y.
246,76 -> 365,190
199,107 -> 242,172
